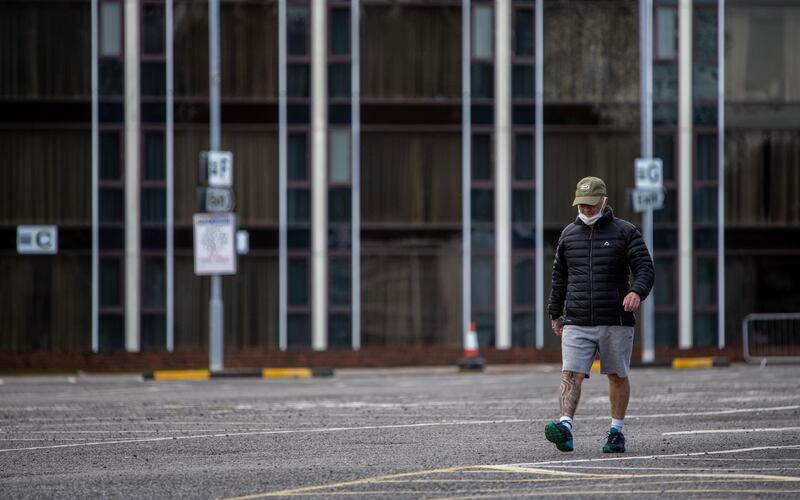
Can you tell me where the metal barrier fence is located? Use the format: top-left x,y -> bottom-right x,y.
742,313 -> 800,364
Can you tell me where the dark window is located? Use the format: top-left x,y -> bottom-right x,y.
696,257 -> 716,305
329,62 -> 350,98
288,258 -> 308,306
99,315 -> 124,350
141,188 -> 166,223
288,6 -> 309,56
144,133 -> 165,181
141,62 -> 166,97
289,133 -> 307,181
141,314 -> 166,349
330,258 -> 351,306
330,8 -> 350,56
100,258 -> 121,307
471,189 -> 493,222
143,4 -> 165,55
100,59 -> 124,96
471,256 -> 493,307
101,132 -> 121,180
287,314 -> 311,347
100,188 -> 124,223
142,258 -> 165,307
512,64 -> 534,99
693,187 -> 716,224
513,258 -> 533,306
512,190 -> 533,224
328,314 -> 351,348
654,258 -> 674,305
514,134 -> 533,181
696,134 -> 716,181
514,10 -> 533,57
471,63 -> 493,99
288,189 -> 310,223
329,188 -> 351,223
472,134 -> 491,181
288,63 -> 310,98
512,313 -> 534,347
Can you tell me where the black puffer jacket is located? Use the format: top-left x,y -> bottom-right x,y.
548,207 -> 654,327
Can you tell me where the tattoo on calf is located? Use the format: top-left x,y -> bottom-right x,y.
559,371 -> 582,417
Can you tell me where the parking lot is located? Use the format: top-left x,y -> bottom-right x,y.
1,364 -> 799,498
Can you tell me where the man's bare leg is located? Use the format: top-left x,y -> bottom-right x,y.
560,371 -> 585,417
607,374 -> 629,420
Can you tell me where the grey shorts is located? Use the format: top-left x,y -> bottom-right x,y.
561,325 -> 634,378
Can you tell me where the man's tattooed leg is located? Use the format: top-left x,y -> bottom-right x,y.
559,371 -> 585,417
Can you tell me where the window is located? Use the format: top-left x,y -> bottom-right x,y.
101,2 -> 122,57
472,5 -> 493,59
472,134 -> 491,181
289,133 -> 307,181
288,258 -> 309,306
329,130 -> 351,183
514,134 -> 533,181
471,256 -> 493,307
656,7 -> 676,60
143,4 -> 165,55
330,8 -> 350,56
287,6 -> 309,56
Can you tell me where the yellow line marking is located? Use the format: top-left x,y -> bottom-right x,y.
223,466 -> 469,499
672,357 -> 713,369
152,370 -> 209,381
477,465 -> 800,482
261,368 -> 312,379
591,360 -> 601,372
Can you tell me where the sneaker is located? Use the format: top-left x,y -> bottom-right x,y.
544,421 -> 574,452
602,427 -> 625,453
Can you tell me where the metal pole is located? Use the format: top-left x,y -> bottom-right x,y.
717,0 -> 725,349
166,0 -> 174,352
91,0 -> 99,353
462,0 -> 471,351
351,0 -> 361,350
278,0 -> 288,351
208,0 -> 223,372
534,0 -> 544,349
640,0 -> 655,363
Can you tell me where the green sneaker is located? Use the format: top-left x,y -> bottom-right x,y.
602,427 -> 625,453
544,421 -> 573,452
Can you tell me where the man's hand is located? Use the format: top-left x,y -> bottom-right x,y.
622,292 -> 641,312
551,317 -> 565,336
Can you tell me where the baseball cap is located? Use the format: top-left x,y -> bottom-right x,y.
572,176 -> 607,206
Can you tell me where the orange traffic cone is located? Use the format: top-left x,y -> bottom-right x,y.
458,322 -> 485,372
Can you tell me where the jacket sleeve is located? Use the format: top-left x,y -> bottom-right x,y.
626,225 -> 655,301
547,233 -> 568,320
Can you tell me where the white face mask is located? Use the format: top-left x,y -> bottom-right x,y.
577,197 -> 607,226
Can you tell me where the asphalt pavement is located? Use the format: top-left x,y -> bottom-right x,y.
1,363 -> 799,499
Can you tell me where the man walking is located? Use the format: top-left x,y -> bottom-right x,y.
544,176 -> 654,453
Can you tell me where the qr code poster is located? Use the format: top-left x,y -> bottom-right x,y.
193,213 -> 237,275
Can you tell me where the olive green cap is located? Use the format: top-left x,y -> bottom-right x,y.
572,176 -> 607,206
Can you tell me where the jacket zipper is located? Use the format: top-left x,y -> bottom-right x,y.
617,289 -> 623,325
589,225 -> 594,326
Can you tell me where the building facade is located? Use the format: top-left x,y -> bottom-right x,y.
1,0 -> 799,366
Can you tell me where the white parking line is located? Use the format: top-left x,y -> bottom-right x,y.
664,426 -> 800,436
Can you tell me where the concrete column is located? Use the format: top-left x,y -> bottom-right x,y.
495,0 -> 511,350
124,0 -> 140,352
678,0 -> 693,349
311,0 -> 328,351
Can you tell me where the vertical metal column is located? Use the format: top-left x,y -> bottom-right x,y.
311,0 -> 328,351
166,0 -> 174,352
678,0 -> 694,349
208,0 -> 224,371
351,0 -> 362,350
124,0 -> 141,352
640,0 -> 655,363
717,0 -> 726,349
462,0 -> 472,351
91,0 -> 99,353
534,0 -> 544,349
495,0 -> 511,350
278,0 -> 288,351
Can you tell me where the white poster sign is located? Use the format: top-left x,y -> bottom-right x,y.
193,213 -> 237,275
